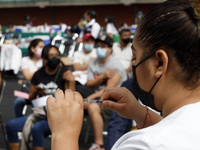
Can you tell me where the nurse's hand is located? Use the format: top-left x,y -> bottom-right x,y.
47,89 -> 84,139
101,87 -> 142,119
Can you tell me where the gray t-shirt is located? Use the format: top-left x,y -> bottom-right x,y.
87,56 -> 127,90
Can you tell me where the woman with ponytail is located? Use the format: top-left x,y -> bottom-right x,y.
47,0 -> 200,149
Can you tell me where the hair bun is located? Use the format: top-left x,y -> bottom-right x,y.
191,0 -> 200,18
191,0 -> 200,30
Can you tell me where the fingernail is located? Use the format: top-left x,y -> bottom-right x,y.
104,101 -> 109,108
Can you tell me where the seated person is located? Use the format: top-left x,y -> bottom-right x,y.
66,33 -> 97,86
6,45 -> 74,150
14,38 -> 45,118
77,35 -> 127,150
112,28 -> 132,77
73,33 -> 96,71
104,79 -> 133,150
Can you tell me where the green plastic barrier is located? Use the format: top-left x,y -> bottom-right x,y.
18,32 -> 65,38
113,34 -> 120,43
2,26 -> 8,33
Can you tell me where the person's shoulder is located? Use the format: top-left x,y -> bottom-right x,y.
74,51 -> 82,56
112,129 -> 159,149
73,51 -> 80,57
94,21 -> 100,28
22,56 -> 31,62
126,43 -> 132,49
113,42 -> 120,48
34,66 -> 45,76
106,23 -> 112,27
109,56 -> 122,64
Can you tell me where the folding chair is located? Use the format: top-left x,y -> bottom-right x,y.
0,79 -> 9,149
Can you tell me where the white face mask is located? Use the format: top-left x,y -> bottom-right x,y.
35,48 -> 43,58
96,47 -> 107,59
83,44 -> 94,52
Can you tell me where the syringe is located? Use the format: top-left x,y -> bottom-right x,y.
83,98 -> 103,103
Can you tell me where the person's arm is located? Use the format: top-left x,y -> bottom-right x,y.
47,89 -> 84,150
22,68 -> 35,81
87,72 -> 121,99
87,69 -> 116,88
101,87 -> 163,128
63,70 -> 76,91
29,84 -> 45,101
73,62 -> 89,71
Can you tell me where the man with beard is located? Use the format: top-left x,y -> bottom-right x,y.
112,28 -> 132,78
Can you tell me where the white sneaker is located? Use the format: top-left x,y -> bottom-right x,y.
88,143 -> 105,150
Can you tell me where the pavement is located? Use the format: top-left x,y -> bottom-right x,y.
0,71 -> 97,150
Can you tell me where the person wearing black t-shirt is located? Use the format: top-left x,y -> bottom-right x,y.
6,45 -> 75,150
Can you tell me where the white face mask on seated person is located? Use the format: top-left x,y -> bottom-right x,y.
96,47 -> 107,59
83,44 -> 94,52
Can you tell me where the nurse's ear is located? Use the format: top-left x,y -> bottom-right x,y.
154,50 -> 168,78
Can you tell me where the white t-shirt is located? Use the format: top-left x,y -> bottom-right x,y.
112,101 -> 200,150
73,49 -> 97,66
106,23 -> 118,35
112,43 -> 132,70
21,56 -> 43,73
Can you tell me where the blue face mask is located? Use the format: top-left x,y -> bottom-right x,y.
96,48 -> 107,59
83,44 -> 94,52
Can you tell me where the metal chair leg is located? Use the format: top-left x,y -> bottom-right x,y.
0,113 -> 9,150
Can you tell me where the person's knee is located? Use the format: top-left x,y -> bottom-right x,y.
32,121 -> 49,148
32,123 -> 42,135
14,97 -> 26,106
87,103 -> 101,114
32,121 -> 50,138
32,123 -> 44,146
6,120 -> 14,132
6,120 -> 18,142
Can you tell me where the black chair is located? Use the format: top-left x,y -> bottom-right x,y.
0,79 -> 9,149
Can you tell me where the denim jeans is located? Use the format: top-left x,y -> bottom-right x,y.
6,116 -> 51,147
104,78 -> 134,150
104,111 -> 132,150
14,97 -> 31,118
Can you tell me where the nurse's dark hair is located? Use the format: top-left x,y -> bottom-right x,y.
41,44 -> 60,60
137,0 -> 200,88
28,38 -> 43,58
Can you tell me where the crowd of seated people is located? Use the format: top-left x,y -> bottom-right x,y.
3,9 -> 135,150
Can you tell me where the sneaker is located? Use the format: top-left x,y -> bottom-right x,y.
0,79 -> 6,104
88,143 -> 105,150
